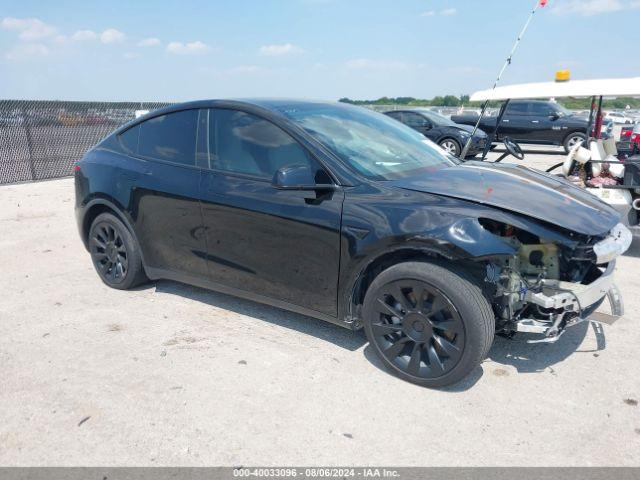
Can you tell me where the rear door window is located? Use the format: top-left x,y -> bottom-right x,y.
138,109 -> 198,166
505,102 -> 530,116
530,103 -> 555,116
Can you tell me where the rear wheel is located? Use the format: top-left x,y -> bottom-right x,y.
362,261 -> 494,388
439,138 -> 461,157
88,212 -> 147,290
563,132 -> 587,153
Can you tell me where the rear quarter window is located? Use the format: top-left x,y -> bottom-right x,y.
118,125 -> 140,154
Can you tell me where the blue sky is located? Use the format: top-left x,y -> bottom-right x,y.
1,0 -> 639,102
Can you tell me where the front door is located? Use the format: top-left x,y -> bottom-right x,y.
402,112 -> 436,140
199,108 -> 344,316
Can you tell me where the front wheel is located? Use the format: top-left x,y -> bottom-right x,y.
563,132 -> 587,153
439,138 -> 461,157
362,262 -> 495,388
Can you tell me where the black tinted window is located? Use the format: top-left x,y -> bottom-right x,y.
530,103 -> 555,116
118,125 -> 139,153
138,110 -> 198,165
386,111 -> 402,120
210,109 -> 314,179
506,102 -> 529,115
402,112 -> 429,128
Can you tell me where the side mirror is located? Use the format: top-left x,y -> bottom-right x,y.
549,113 -> 560,121
272,164 -> 336,191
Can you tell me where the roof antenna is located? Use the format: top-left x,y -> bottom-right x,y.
460,0 -> 547,159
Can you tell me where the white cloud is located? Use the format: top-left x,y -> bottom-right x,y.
72,29 -> 97,41
123,52 -> 140,60
552,0 -> 624,16
166,40 -> 209,54
5,42 -> 49,60
138,37 -> 161,47
421,8 -> 457,17
1,17 -> 57,41
259,43 -> 304,56
100,28 -> 125,44
345,58 -> 409,70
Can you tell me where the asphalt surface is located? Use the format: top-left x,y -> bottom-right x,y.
1,150 -> 639,466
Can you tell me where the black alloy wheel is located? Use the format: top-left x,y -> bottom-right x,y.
363,262 -> 495,388
370,280 -> 465,379
91,221 -> 129,284
88,212 -> 147,290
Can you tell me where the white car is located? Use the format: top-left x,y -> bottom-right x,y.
605,111 -> 634,124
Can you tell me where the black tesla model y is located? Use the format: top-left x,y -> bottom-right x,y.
75,100 -> 630,387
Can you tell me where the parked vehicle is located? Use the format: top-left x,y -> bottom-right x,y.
468,76 -> 640,237
629,124 -> 640,154
75,99 -> 630,387
620,125 -> 634,151
384,108 -> 488,157
604,111 -> 634,125
452,100 -> 589,153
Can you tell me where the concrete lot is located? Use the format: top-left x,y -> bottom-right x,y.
1,150 -> 639,466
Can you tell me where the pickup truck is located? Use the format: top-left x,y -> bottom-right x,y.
451,100 -> 589,153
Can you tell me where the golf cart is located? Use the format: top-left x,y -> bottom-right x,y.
466,75 -> 640,238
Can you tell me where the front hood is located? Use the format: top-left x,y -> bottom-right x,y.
389,161 -> 620,237
454,124 -> 487,137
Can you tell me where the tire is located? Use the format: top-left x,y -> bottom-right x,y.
439,138 -> 461,157
88,212 -> 147,290
563,132 -> 587,153
362,261 -> 494,388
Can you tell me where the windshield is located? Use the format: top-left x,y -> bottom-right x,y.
554,103 -> 573,116
420,110 -> 458,127
277,103 -> 458,180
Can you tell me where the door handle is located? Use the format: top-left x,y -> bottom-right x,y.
502,119 -> 509,122
532,120 -> 540,123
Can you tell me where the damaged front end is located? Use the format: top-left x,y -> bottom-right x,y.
479,219 -> 632,343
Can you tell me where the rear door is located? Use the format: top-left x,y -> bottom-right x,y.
122,109 -> 208,279
198,108 -> 344,316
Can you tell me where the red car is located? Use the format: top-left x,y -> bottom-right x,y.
621,124 -> 640,153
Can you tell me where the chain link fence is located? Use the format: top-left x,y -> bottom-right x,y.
0,100 -> 172,185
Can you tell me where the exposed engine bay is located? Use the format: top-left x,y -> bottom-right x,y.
479,219 -> 631,343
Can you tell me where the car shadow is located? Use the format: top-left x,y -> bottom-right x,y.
490,146 -> 565,156
142,279 -> 606,389
151,279 -> 366,352
488,320 -> 605,374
